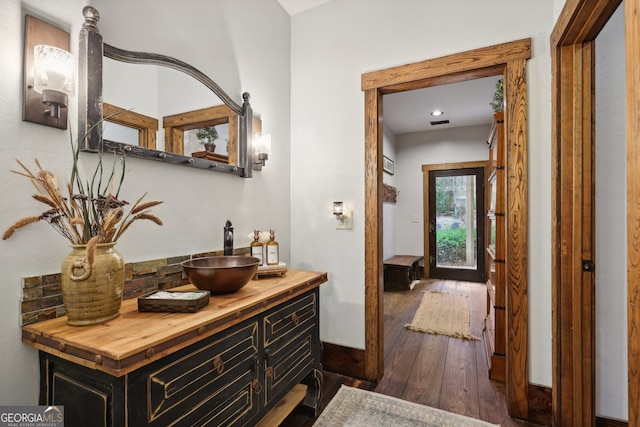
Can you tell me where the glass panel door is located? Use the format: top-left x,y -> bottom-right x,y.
428,167 -> 485,282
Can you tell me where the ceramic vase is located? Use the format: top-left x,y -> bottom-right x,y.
60,243 -> 124,326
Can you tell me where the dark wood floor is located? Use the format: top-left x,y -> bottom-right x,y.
282,279 -> 541,426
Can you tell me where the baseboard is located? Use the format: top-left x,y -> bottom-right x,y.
527,383 -> 552,426
321,342 -> 366,380
596,416 -> 628,427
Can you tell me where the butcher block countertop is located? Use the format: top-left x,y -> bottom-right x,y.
22,269 -> 327,377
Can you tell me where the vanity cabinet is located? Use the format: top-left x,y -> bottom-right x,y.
484,112 -> 506,381
23,270 -> 326,427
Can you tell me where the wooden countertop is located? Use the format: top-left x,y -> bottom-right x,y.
22,270 -> 327,377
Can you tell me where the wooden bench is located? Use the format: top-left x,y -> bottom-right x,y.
383,255 -> 424,291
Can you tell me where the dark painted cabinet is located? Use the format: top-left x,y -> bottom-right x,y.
37,287 -> 323,426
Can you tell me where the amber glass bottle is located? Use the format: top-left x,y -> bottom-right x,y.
266,229 -> 279,265
250,229 -> 264,265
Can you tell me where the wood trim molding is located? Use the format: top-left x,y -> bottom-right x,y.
528,383 -> 553,427
162,104 -> 238,165
550,1 -> 627,425
361,38 -> 531,91
362,38 -> 531,420
504,57 -> 529,418
103,102 -> 158,149
626,0 -> 640,424
322,342 -> 366,379
364,88 -> 384,381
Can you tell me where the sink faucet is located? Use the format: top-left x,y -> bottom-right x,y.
224,220 -> 234,255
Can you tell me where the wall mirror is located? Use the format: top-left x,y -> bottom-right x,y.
78,6 -> 254,177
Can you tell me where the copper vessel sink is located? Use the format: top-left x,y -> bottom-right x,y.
181,256 -> 260,294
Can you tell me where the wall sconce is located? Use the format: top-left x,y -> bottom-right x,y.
23,15 -> 73,129
333,201 -> 353,230
252,132 -> 271,171
33,45 -> 75,118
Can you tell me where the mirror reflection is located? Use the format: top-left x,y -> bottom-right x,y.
103,57 -> 234,162
79,6 -> 254,177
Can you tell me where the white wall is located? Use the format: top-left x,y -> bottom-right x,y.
382,126 -> 396,259
0,0 -> 290,404
290,0 -> 555,386
595,3 -> 627,420
394,125 -> 490,256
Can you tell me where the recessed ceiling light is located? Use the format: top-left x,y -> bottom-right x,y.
430,110 -> 444,117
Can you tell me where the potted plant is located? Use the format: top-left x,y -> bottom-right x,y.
197,125 -> 218,152
489,78 -> 504,113
3,124 -> 163,325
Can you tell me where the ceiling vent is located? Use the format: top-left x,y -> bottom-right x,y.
430,119 -> 450,126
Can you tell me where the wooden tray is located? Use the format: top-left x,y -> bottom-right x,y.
253,262 -> 288,279
138,290 -> 210,313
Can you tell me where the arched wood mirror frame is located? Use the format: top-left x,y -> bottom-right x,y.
77,6 -> 255,178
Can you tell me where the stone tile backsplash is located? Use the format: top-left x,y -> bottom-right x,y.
20,248 -> 248,326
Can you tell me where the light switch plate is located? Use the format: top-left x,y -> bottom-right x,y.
411,214 -> 419,223
336,211 -> 353,230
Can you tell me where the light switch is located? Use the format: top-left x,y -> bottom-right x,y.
336,211 -> 353,230
411,214 -> 419,223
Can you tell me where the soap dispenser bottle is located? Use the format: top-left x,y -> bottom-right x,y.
250,229 -> 264,265
266,229 -> 279,265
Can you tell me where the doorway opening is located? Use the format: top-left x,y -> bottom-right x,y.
362,38 -> 531,419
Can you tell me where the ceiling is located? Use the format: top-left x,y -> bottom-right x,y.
383,75 -> 502,135
277,0 -> 333,15
277,0 -> 501,136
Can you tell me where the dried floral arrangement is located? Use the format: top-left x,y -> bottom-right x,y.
3,123 -> 163,266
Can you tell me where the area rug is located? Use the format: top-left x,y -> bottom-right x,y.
313,385 -> 499,426
404,290 -> 480,340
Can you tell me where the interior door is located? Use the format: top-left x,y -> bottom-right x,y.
428,167 -> 485,282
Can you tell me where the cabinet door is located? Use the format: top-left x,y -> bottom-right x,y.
40,353 -> 126,427
129,320 -> 260,426
263,290 -> 320,409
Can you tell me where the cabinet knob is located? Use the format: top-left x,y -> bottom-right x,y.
213,356 -> 225,374
291,313 -> 299,325
252,379 -> 263,394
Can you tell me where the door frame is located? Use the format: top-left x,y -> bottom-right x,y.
362,38 -> 530,418
550,0 -> 640,425
423,161 -> 488,282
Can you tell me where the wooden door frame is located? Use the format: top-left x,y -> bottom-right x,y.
422,161 -> 488,282
551,0 -> 640,425
362,38 -> 531,419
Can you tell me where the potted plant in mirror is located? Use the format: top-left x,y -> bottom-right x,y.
3,123 -> 163,326
197,125 -> 218,152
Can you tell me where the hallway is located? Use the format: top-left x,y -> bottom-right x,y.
377,279 -> 541,426
283,279 -> 543,426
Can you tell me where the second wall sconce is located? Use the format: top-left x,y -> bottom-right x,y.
253,132 -> 271,171
23,14 -> 74,129
333,201 -> 353,230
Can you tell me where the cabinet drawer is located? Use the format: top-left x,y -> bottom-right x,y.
263,291 -> 318,407
129,321 -> 260,426
264,292 -> 316,347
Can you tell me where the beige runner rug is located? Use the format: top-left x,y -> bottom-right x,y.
405,290 -> 480,340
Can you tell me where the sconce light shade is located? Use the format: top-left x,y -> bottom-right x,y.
33,45 -> 75,117
23,14 -> 72,129
252,132 -> 271,171
333,201 -> 344,216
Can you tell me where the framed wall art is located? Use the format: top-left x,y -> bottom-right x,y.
383,155 -> 394,175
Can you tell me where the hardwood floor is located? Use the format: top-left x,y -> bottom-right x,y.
282,279 -> 541,426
